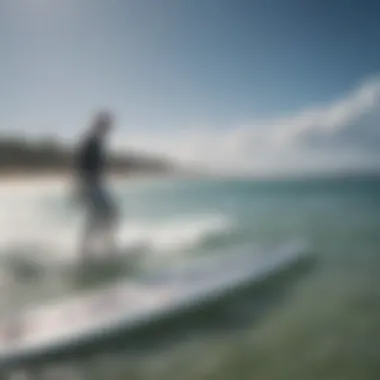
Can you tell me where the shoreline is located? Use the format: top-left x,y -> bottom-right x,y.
0,171 -> 187,189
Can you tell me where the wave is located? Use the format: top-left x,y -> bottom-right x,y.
0,211 -> 235,259
117,213 -> 234,253
0,214 -> 235,296
0,182 -> 235,285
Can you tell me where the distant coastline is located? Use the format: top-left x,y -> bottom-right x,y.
0,137 -> 175,180
1,137 -> 379,184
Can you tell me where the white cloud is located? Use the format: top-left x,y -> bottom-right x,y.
112,76 -> 380,175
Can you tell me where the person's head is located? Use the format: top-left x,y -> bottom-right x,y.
90,111 -> 114,138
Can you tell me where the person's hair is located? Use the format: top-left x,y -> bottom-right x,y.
92,111 -> 113,128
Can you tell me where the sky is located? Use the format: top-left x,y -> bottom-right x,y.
1,0 -> 380,174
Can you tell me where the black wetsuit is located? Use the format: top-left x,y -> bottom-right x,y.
76,135 -> 114,218
76,135 -> 105,185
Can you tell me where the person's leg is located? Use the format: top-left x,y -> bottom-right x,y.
78,184 -> 100,260
93,184 -> 119,255
101,192 -> 119,256
79,208 -> 96,260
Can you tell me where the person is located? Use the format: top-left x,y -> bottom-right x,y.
74,111 -> 118,259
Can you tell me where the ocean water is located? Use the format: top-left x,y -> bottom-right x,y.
1,176 -> 380,379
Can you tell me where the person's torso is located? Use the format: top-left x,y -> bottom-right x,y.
77,136 -> 105,183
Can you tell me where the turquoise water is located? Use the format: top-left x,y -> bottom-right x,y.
1,176 -> 380,379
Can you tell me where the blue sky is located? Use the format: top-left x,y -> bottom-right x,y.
1,0 -> 380,173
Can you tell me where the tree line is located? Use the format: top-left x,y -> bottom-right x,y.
0,137 -> 173,175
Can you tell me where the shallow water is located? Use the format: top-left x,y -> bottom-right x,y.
1,176 -> 380,379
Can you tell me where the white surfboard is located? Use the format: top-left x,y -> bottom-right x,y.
0,240 -> 310,370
